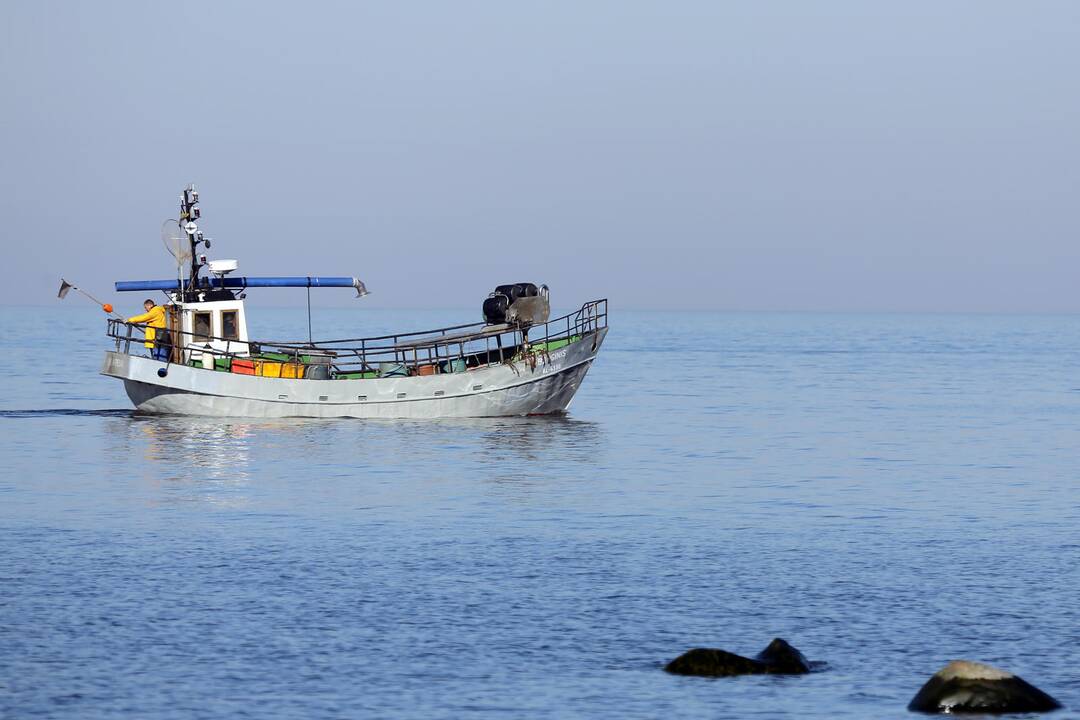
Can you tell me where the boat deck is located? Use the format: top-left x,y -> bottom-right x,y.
107,300 -> 607,381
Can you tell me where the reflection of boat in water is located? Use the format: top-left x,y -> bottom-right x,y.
100,185 -> 609,418
103,413 -> 605,508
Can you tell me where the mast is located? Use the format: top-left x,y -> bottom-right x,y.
178,184 -> 205,297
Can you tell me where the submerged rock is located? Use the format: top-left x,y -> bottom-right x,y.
908,660 -> 1062,714
665,638 -> 811,677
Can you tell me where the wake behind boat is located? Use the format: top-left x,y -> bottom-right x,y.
97,185 -> 608,418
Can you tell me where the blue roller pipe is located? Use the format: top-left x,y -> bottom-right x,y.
116,276 -> 364,292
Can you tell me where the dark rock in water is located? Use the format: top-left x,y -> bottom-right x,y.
665,638 -> 811,677
908,660 -> 1062,714
755,638 -> 811,673
664,648 -> 762,677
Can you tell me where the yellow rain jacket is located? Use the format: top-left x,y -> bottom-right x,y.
126,305 -> 167,348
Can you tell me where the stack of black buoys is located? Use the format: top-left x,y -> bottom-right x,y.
483,283 -> 539,324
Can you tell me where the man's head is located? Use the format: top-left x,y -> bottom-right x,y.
143,299 -> 155,311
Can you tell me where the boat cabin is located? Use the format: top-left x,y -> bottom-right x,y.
163,259 -> 251,365
171,296 -> 250,364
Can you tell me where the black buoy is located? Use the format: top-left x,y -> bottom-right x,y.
157,367 -> 168,378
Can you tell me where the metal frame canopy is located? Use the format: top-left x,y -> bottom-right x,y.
116,276 -> 368,294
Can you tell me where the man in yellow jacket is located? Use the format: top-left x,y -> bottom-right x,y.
126,299 -> 169,361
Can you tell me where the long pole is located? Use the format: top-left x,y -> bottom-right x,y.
307,283 -> 313,345
74,286 -> 111,311
60,279 -> 123,317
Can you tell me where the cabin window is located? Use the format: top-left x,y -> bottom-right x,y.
221,310 -> 239,341
193,312 -> 212,342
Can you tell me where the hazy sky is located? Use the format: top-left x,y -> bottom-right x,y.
2,1 -> 1079,312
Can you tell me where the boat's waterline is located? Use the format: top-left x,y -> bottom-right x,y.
102,328 -> 607,418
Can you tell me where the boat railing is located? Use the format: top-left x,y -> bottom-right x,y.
106,299 -> 607,378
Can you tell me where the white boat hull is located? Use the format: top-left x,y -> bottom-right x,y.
101,328 -> 607,418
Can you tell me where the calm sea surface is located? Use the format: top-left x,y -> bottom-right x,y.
2,306 -> 1078,719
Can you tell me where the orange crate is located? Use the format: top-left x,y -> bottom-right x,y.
280,363 -> 305,379
417,364 -> 438,376
232,359 -> 256,375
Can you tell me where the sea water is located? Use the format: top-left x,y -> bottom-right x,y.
1,306 -> 1078,719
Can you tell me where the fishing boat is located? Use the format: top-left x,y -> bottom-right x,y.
98,185 -> 608,418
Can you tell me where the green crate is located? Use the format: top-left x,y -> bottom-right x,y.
533,335 -> 580,353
